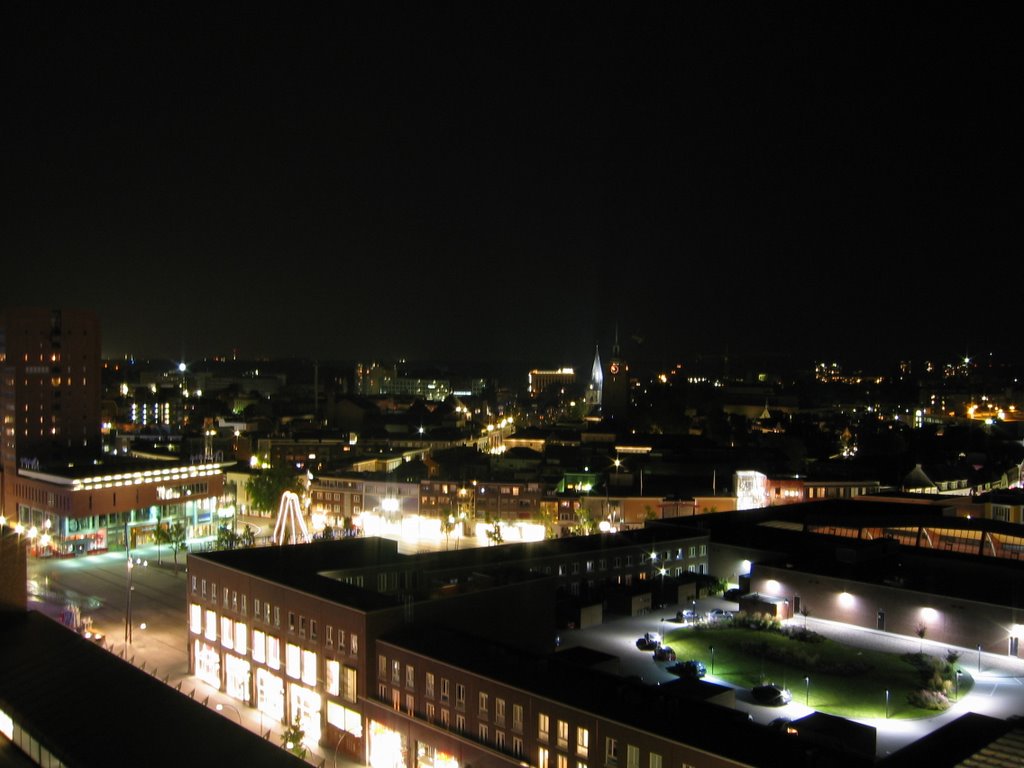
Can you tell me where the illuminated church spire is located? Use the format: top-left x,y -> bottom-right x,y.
586,345 -> 603,408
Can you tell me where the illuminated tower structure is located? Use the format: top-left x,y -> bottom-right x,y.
602,328 -> 629,420
585,346 -> 603,411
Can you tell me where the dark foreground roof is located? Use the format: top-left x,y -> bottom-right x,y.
0,611 -> 307,768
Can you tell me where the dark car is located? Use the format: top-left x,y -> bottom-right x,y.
752,684 -> 792,706
669,660 -> 706,678
653,645 -> 676,662
636,632 -> 660,650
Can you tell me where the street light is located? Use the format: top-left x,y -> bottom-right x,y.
216,702 -> 243,726
978,644 -> 983,672
125,557 -> 148,644
709,645 -> 715,674
885,689 -> 890,719
804,676 -> 810,706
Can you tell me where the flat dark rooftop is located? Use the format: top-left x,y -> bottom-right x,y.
193,528 -> 709,610
0,611 -> 307,768
671,500 -> 1024,608
379,626 -> 874,767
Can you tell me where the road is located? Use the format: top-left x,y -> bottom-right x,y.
27,550 -> 1024,762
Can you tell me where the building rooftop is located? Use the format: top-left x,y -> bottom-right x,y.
672,500 -> 1024,608
0,611 -> 307,768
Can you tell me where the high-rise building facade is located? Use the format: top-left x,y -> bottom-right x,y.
0,307 -> 102,474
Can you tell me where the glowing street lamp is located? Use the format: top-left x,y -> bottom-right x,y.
124,557 -> 148,644
216,702 -> 243,725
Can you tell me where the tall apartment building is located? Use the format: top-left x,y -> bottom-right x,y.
0,308 -> 101,513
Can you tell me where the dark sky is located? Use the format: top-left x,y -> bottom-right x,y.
4,6 -> 1018,369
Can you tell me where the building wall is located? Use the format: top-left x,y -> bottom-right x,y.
750,563 -> 1024,656
369,641 -> 746,768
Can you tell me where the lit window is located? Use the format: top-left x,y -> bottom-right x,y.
557,720 -> 569,749
326,659 -> 340,696
342,666 -> 357,703
253,630 -> 266,664
286,643 -> 301,679
205,610 -> 217,641
235,622 -> 247,655
267,635 -> 281,670
626,746 -> 639,768
539,748 -> 550,768
190,603 -> 202,634
302,649 -> 318,686
221,616 -> 234,649
577,727 -> 589,757
649,753 -> 661,768
538,713 -> 549,741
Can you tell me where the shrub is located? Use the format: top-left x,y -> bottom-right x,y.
781,626 -> 825,644
907,688 -> 950,711
733,611 -> 782,632
903,653 -> 957,690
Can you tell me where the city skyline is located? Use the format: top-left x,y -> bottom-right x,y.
5,7 -> 1018,364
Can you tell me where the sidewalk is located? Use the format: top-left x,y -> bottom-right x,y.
796,615 -> 1024,678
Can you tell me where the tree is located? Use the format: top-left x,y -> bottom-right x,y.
440,513 -> 457,550
800,606 -> 811,629
572,508 -> 596,536
706,577 -> 729,596
216,524 -> 240,551
166,521 -> 187,572
916,622 -> 928,653
486,519 -> 504,546
154,524 -> 171,565
280,716 -> 307,759
246,466 -> 302,516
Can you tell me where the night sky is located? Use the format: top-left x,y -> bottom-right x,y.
4,6 -> 1018,369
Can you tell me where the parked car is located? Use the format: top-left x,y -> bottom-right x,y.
752,684 -> 792,706
653,645 -> 676,662
708,608 -> 733,622
676,609 -> 696,621
669,660 -> 706,679
636,632 -> 660,650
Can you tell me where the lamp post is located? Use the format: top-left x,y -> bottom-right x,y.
124,557 -> 147,644
885,689 -> 890,719
978,644 -> 983,672
709,645 -> 715,675
216,702 -> 243,726
334,731 -> 348,768
804,676 -> 810,706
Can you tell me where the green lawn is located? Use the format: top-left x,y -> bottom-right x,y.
661,624 -> 975,719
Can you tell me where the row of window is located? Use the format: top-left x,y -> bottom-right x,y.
191,578 -> 358,655
533,547 -> 707,578
190,604 -> 359,702
376,652 -> 692,768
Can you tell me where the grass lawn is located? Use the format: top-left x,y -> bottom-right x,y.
662,624 -> 975,719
